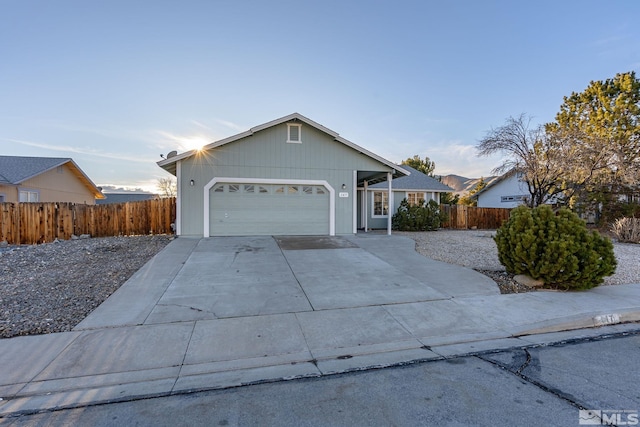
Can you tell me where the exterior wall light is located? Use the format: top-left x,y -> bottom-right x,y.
190,179 -> 195,186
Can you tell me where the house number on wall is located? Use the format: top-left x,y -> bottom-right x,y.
339,192 -> 349,198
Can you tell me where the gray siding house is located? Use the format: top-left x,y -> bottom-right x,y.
361,165 -> 453,230
157,113 -> 409,237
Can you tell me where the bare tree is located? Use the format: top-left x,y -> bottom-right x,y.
477,114 -> 566,208
477,114 -> 611,208
157,177 -> 177,198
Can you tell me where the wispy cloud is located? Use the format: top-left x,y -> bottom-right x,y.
424,142 -> 504,177
3,137 -> 151,163
592,35 -> 627,47
190,120 -> 214,131
214,118 -> 245,131
591,30 -> 640,61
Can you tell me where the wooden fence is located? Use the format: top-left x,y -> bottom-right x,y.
0,198 -> 176,245
1,199 -> 510,244
441,205 -> 511,230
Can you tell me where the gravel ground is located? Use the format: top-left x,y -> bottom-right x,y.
398,230 -> 640,293
0,235 -> 173,339
1,231 -> 638,339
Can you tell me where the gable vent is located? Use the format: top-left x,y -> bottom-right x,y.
287,123 -> 302,143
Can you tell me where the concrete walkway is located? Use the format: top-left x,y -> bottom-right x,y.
1,234 -> 639,417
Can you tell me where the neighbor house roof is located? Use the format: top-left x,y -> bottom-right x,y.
471,169 -> 518,200
0,155 -> 105,199
368,165 -> 453,192
96,193 -> 158,204
157,113 -> 410,181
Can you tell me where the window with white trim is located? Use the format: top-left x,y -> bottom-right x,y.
19,190 -> 39,202
372,191 -> 389,217
501,195 -> 527,202
406,192 -> 425,206
287,123 -> 302,143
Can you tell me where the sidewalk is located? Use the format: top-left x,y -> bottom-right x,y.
1,235 -> 639,417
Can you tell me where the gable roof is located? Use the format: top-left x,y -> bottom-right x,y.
369,165 -> 453,192
0,155 -> 105,199
157,113 -> 410,181
471,169 -> 518,200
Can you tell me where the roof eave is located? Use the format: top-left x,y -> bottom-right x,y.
156,113 -> 409,178
65,160 -> 105,199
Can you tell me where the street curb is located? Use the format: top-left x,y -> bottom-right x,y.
511,308 -> 640,336
2,322 -> 639,419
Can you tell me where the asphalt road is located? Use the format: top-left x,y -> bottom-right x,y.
6,329 -> 640,427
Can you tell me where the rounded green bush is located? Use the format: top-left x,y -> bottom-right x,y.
494,205 -> 616,290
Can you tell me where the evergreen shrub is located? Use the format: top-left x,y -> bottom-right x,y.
392,199 -> 444,231
494,205 -> 616,290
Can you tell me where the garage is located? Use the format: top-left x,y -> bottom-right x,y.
208,181 -> 331,236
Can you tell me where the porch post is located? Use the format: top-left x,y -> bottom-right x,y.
387,172 -> 393,235
352,170 -> 357,234
363,180 -> 368,232
175,161 -> 182,236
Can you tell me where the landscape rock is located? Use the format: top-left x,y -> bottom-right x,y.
0,235 -> 172,338
514,274 -> 545,288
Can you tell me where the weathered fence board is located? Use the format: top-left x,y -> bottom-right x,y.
0,198 -> 176,245
440,205 -> 511,230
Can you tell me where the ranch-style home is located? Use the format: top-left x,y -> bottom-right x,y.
157,113 -> 411,237
0,156 -> 104,204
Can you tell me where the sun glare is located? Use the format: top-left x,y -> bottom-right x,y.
179,135 -> 210,152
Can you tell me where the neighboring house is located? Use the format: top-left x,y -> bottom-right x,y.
474,169 -> 529,208
0,156 -> 104,204
96,193 -> 158,205
157,113 -> 409,237
362,165 -> 453,230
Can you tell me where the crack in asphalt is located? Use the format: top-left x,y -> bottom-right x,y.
476,350 -> 592,415
515,348 -> 531,375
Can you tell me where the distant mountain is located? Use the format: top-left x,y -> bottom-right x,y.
439,174 -> 497,195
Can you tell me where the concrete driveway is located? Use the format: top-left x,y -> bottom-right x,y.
77,234 -> 499,328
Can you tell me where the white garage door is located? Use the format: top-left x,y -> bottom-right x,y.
209,182 -> 330,236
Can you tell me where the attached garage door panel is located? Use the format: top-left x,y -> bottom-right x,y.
210,183 -> 329,236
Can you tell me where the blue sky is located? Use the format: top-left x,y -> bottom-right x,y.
2,1 -> 639,192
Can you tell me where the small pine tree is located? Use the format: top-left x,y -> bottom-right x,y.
494,205 -> 616,290
459,177 -> 487,206
440,192 -> 459,205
